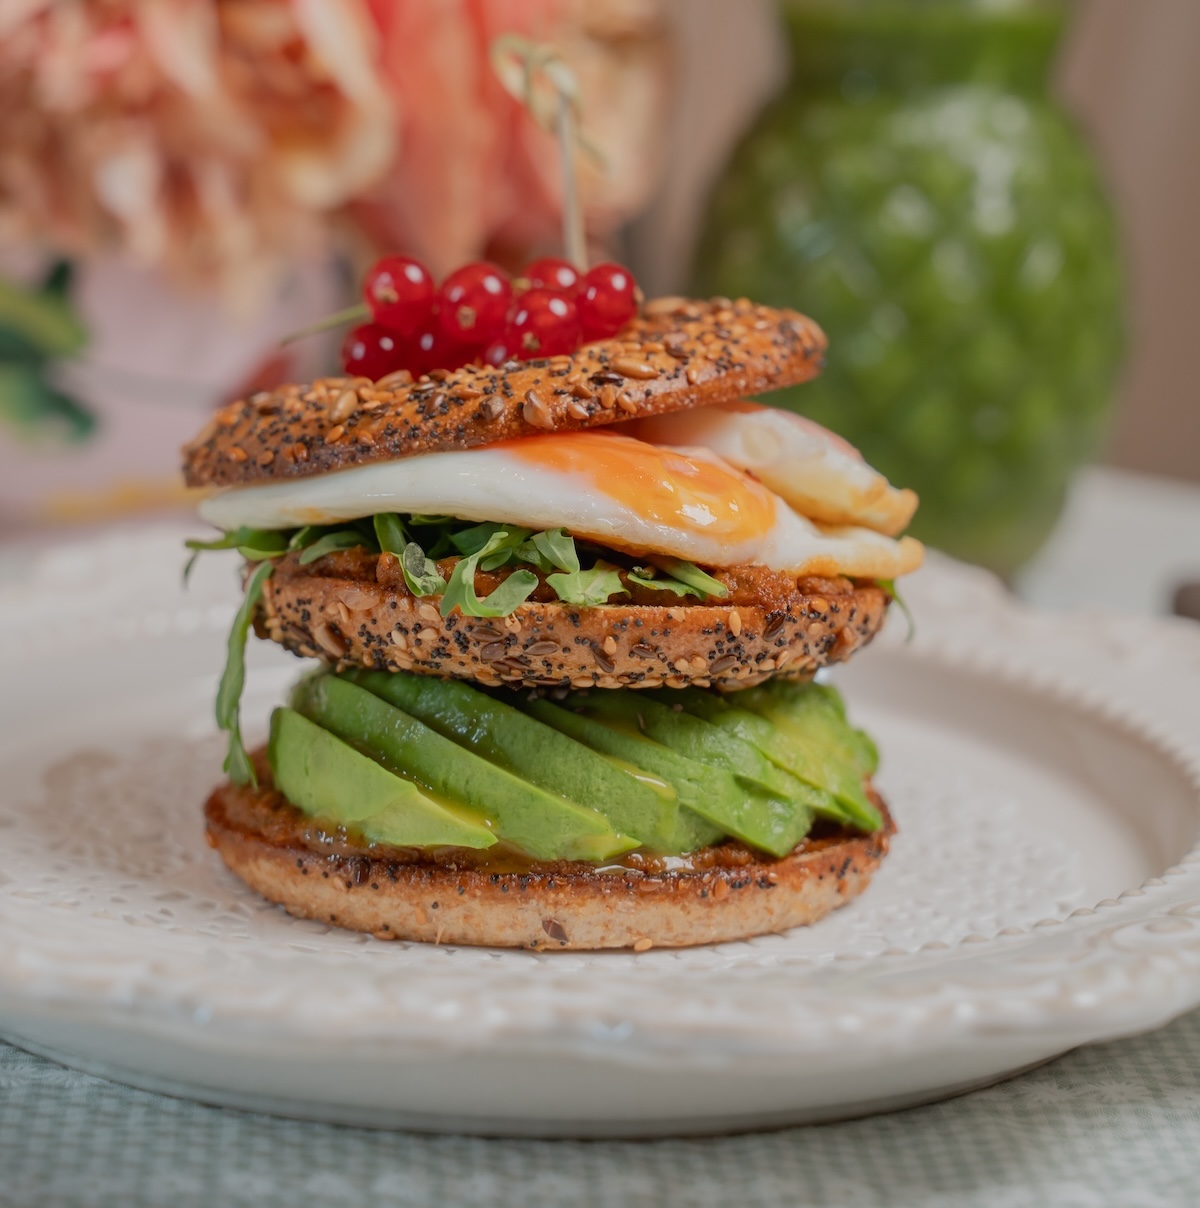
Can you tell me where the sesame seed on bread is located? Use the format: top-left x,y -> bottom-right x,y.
205,772 -> 893,950
182,297 -> 826,490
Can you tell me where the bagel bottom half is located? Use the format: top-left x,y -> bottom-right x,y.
205,764 -> 894,951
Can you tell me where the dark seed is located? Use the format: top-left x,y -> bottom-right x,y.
765,614 -> 789,639
542,918 -> 569,942
480,641 -> 507,661
630,643 -> 656,659
524,640 -> 559,656
591,645 -> 615,673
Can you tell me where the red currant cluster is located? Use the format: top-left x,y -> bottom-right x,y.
342,256 -> 639,380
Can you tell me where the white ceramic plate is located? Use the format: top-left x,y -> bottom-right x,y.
1,527 -> 1199,1137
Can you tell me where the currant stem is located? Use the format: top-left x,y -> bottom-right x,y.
280,302 -> 371,347
491,35 -> 594,273
556,93 -> 587,273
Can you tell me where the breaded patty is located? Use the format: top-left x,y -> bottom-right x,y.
253,548 -> 890,690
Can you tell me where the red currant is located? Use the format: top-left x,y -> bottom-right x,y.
481,337 -> 518,368
578,262 -> 638,340
437,261 -> 511,343
404,316 -> 472,377
506,289 -> 580,359
363,255 -> 434,335
524,257 -> 581,294
341,323 -> 405,380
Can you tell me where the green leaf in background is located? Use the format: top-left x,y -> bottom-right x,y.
0,362 -> 95,443
0,265 -> 85,358
0,262 -> 94,442
547,563 -> 628,607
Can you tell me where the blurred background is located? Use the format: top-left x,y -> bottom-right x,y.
0,0 -> 1195,604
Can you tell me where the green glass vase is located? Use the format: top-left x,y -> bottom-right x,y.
692,0 -> 1123,576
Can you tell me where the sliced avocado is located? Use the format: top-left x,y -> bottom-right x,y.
526,699 -> 808,858
741,681 -> 879,777
344,669 -> 696,852
657,687 -> 882,832
291,675 -> 634,862
564,690 -> 800,798
268,707 -> 496,849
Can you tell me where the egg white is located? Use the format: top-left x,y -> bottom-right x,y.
199,434 -> 923,579
627,403 -> 918,537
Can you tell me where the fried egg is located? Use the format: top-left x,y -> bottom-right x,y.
626,402 -> 918,537
198,429 -> 923,579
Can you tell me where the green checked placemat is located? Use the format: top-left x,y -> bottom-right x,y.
2,1011 -> 1199,1208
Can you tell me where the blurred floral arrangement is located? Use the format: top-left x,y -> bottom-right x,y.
0,0 -> 667,304
0,0 -> 668,528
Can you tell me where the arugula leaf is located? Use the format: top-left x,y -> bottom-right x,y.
516,527 -> 579,574
480,528 -> 532,571
877,577 -> 916,641
422,527 -> 458,559
238,537 -> 290,561
547,562 -> 628,607
297,529 -> 371,564
400,541 -> 446,596
185,531 -> 242,553
184,527 -> 287,584
287,526 -> 320,551
448,522 -> 534,570
467,569 -> 539,614
407,515 -> 460,558
627,565 -> 702,598
440,530 -> 539,618
645,557 -> 729,599
216,560 -> 273,787
187,526 -> 288,557
450,521 -> 510,556
373,512 -> 409,555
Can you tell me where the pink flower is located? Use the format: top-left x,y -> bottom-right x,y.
352,0 -> 668,276
0,0 -> 669,304
0,0 -> 395,306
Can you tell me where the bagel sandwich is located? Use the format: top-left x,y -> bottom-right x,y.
184,296 -> 922,949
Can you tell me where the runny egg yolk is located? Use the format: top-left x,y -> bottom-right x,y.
501,429 -> 777,547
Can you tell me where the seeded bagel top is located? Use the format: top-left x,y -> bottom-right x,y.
181,297 -> 826,490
